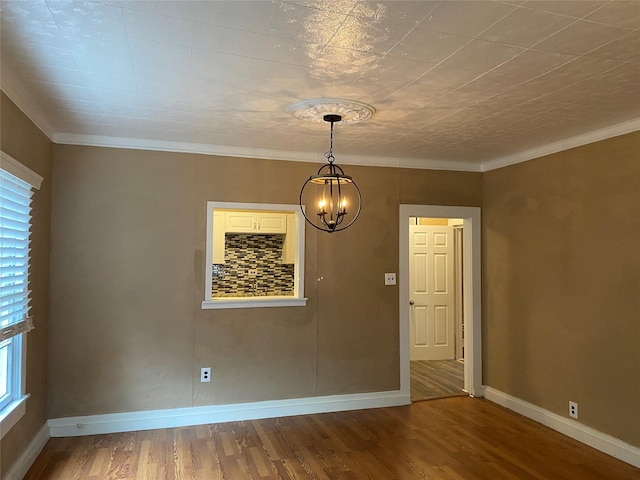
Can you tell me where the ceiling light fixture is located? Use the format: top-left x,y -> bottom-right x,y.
299,114 -> 362,233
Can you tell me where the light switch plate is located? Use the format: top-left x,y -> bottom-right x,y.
385,273 -> 396,285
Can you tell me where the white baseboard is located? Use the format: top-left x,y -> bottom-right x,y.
49,390 -> 410,438
484,386 -> 640,469
4,423 -> 49,480
13,390 -> 639,476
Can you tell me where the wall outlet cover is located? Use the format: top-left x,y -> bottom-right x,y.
569,401 -> 578,419
385,273 -> 396,285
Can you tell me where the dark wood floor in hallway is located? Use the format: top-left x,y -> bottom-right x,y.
410,359 -> 465,402
25,397 -> 639,480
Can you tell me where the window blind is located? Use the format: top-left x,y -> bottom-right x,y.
0,161 -> 38,341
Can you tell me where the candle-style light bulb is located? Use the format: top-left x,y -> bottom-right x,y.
340,197 -> 347,214
318,199 -> 326,214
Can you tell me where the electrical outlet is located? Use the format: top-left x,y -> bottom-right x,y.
247,269 -> 258,276
569,401 -> 578,419
201,367 -> 211,383
385,273 -> 396,285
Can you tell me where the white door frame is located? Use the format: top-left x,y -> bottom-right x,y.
399,205 -> 483,397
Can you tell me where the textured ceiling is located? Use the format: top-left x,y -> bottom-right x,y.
1,0 -> 639,171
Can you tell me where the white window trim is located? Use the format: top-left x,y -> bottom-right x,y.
203,297 -> 308,310
0,150 -> 41,437
202,202 -> 307,310
1,150 -> 42,189
0,335 -> 28,439
0,395 -> 29,440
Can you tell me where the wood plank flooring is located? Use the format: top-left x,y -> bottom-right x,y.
25,397 -> 639,480
410,360 -> 465,402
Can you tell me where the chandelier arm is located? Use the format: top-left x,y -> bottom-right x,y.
300,178 -> 327,232
328,180 -> 335,226
339,180 -> 362,230
336,180 -> 344,226
320,182 -> 329,229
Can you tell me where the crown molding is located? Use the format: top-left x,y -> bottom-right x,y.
0,76 -> 55,141
53,132 -> 482,172
4,75 -> 636,174
481,117 -> 640,172
395,156 -> 481,172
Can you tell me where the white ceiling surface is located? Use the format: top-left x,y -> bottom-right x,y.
1,0 -> 639,171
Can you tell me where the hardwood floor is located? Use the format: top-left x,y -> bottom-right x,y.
25,397 -> 639,480
410,360 -> 465,402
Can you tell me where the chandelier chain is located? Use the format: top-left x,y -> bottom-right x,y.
325,120 -> 336,164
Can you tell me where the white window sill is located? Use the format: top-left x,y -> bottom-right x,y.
0,394 -> 29,439
202,296 -> 308,309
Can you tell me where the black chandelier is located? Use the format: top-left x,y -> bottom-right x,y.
299,114 -> 361,233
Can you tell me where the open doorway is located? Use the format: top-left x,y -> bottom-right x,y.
408,217 -> 464,401
399,205 -> 482,402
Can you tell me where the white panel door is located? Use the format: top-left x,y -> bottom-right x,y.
409,225 -> 455,360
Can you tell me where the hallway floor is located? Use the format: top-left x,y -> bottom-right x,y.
410,359 -> 465,402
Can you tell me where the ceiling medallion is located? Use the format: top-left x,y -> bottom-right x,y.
287,98 -> 375,125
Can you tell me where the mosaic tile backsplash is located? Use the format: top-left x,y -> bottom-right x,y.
212,234 -> 294,297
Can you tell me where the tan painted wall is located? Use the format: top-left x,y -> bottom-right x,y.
483,131 -> 640,447
0,93 -> 52,476
399,168 -> 482,206
5,86 -> 638,461
48,146 -> 482,417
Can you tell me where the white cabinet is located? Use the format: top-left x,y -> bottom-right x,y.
282,214 -> 297,264
224,211 -> 254,232
225,211 -> 287,234
257,212 -> 287,233
212,211 -> 225,264
212,209 -> 294,266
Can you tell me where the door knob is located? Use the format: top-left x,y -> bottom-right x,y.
409,300 -> 415,305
